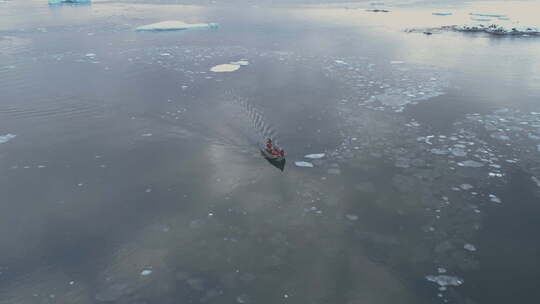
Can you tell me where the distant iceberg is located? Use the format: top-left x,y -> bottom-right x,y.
136,21 -> 218,32
470,13 -> 507,18
409,24 -> 540,37
451,24 -> 540,36
49,0 -> 91,4
432,12 -> 452,16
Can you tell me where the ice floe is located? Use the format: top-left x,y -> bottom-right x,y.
346,214 -> 359,221
458,160 -> 484,168
295,161 -> 314,168
464,243 -> 477,252
426,275 -> 464,287
140,269 -> 152,276
432,12 -> 453,16
136,21 -> 218,32
304,153 -> 325,159
489,194 -> 501,203
0,133 -> 16,143
210,64 -> 241,73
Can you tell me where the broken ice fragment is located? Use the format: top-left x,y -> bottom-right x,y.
295,161 -> 314,168
532,176 -> 540,188
140,269 -> 153,276
464,243 -> 477,251
451,147 -> 467,157
460,184 -> 473,190
0,133 -> 16,143
346,214 -> 358,221
437,267 -> 447,274
431,148 -> 448,155
489,194 -> 501,203
210,64 -> 240,72
426,275 -> 464,286
458,160 -> 484,167
432,12 -> 452,16
136,21 -> 218,31
230,60 -> 249,66
304,153 -> 325,159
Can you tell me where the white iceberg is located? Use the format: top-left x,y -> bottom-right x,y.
140,269 -> 152,276
210,64 -> 240,72
470,13 -> 507,18
304,153 -> 325,159
295,161 -> 314,168
49,0 -> 91,4
136,21 -> 218,32
0,133 -> 16,143
432,12 -> 452,16
450,24 -> 540,36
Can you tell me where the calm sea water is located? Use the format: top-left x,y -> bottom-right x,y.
1,1 -> 540,303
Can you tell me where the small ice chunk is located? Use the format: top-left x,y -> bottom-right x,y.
464,243 -> 477,251
451,147 -> 467,157
327,168 -> 341,175
431,148 -> 448,155
432,12 -> 452,16
230,60 -> 249,66
136,21 -> 218,32
537,144 -> 540,152
426,275 -> 464,287
334,60 -> 347,65
0,133 -> 16,143
390,60 -> 404,64
532,176 -> 540,188
458,160 -> 484,168
489,194 -> 501,203
346,214 -> 358,221
140,269 -> 153,276
141,133 -> 152,137
237,294 -> 250,303
460,184 -> 473,190
210,64 -> 240,72
295,161 -> 314,168
304,153 -> 325,159
437,267 -> 447,274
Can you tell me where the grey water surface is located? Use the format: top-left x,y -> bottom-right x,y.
1,0 -> 540,303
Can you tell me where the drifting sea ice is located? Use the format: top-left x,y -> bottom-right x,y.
464,243 -> 477,252
426,275 -> 464,287
210,64 -> 241,72
432,12 -> 453,16
295,161 -> 314,168
304,153 -> 325,159
489,194 -> 501,203
136,21 -> 218,32
0,133 -> 16,143
458,160 -> 484,168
